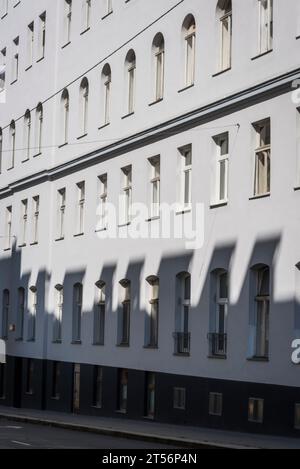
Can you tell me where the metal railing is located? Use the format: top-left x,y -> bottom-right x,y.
208,333 -> 227,357
173,332 -> 191,355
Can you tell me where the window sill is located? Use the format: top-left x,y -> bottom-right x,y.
121,112 -> 134,120
61,41 -> 71,49
74,233 -> 84,238
207,354 -> 227,360
27,339 -> 35,343
10,79 -> 18,85
294,186 -> 300,192
98,122 -> 110,131
30,242 -> 38,246
18,243 -> 26,248
249,193 -> 270,201
247,356 -> 269,362
58,142 -> 68,149
71,340 -> 82,345
173,352 -> 190,357
176,207 -> 192,215
92,342 -> 104,347
7,166 -> 14,171
21,158 -> 29,163
145,216 -> 160,222
143,345 -> 158,350
251,49 -> 273,61
101,11 -> 113,20
52,340 -> 62,344
1,13 -> 8,19
25,65 -> 33,72
55,237 -> 64,242
118,222 -> 131,228
149,98 -> 163,107
212,67 -> 231,77
25,392 -> 34,396
296,35 -> 300,40
80,27 -> 90,35
95,227 -> 107,233
36,56 -> 45,64
115,410 -> 127,415
116,343 -> 130,348
143,415 -> 155,421
210,201 -> 228,209
3,248 -> 11,252
178,83 -> 194,93
91,405 -> 103,410
33,152 -> 42,158
77,133 -> 88,140
15,338 -> 23,342
51,396 -> 60,401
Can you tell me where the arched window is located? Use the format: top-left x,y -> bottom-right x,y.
152,33 -> 165,102
94,281 -> 106,345
17,287 -> 25,340
72,283 -> 82,343
35,103 -> 43,156
125,50 -> 136,115
118,279 -> 130,346
258,0 -> 273,54
216,0 -> 232,71
54,284 -> 63,342
61,89 -> 69,145
145,276 -> 159,348
174,272 -> 191,355
9,120 -> 16,169
79,77 -> 89,136
1,289 -> 9,341
101,64 -> 111,125
24,109 -> 31,160
81,0 -> 91,32
182,15 -> 196,87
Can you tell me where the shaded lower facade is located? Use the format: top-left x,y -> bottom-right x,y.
0,355 -> 299,437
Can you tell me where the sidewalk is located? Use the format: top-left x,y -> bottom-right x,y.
0,406 -> 299,449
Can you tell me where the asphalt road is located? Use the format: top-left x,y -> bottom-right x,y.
0,418 -> 177,449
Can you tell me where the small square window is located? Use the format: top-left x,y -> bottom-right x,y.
173,387 -> 186,410
248,398 -> 264,423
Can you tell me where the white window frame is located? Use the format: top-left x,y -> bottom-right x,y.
72,284 -> 82,343
120,166 -> 132,225
149,156 -> 160,219
35,104 -> 43,156
20,199 -> 28,247
179,145 -> 192,209
76,182 -> 85,235
184,22 -> 196,87
57,188 -> 66,240
98,174 -> 108,230
32,196 -> 39,244
219,4 -> 232,71
12,37 -> 19,83
258,0 -> 273,54
0,48 -> 6,94
254,267 -> 270,359
253,119 -> 271,196
5,206 -> 12,250
54,285 -> 63,342
104,73 -> 111,125
79,80 -> 89,136
213,133 -> 229,204
28,287 -> 37,341
82,0 -> 91,32
24,111 -> 31,161
37,12 -> 46,60
94,282 -> 106,345
209,392 -> 223,416
26,22 -> 34,69
63,0 -> 72,45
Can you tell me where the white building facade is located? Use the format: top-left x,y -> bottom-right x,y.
0,0 -> 299,435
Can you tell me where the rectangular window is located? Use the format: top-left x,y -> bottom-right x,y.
295,403 -> 300,430
106,0 -> 113,15
93,366 -> 103,408
16,288 -> 25,341
12,37 -> 19,82
53,286 -> 63,342
254,267 -> 270,358
173,387 -> 186,410
0,364 -> 5,399
145,278 -> 159,348
209,392 -> 223,416
117,369 -> 128,413
119,281 -> 130,346
120,166 -> 132,225
57,188 -> 66,240
94,282 -> 106,345
104,75 -> 111,125
258,0 -> 273,54
0,0 -> 8,18
178,145 -> 192,209
20,199 -> 28,247
63,0 -> 72,45
9,122 -> 16,169
174,274 -> 191,355
155,46 -> 164,101
51,362 -> 60,399
213,133 -> 229,203
253,119 -> 271,196
185,24 -> 196,86
76,182 -> 85,235
1,290 -> 9,341
97,174 -> 108,230
248,398 -> 264,423
38,12 -> 46,60
145,372 -> 155,418
28,287 -> 37,341
0,48 -> 6,93
148,156 -> 160,219
26,22 -> 34,68
32,196 -> 39,244
82,0 -> 91,31
220,5 -> 232,70
26,359 -> 34,394
72,284 -> 82,343
5,206 -> 12,250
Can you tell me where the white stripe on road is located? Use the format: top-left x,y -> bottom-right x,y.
11,440 -> 31,447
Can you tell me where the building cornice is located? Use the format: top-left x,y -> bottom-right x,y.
0,67 -> 299,198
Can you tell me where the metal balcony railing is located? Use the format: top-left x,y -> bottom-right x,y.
173,332 -> 191,355
208,333 -> 227,357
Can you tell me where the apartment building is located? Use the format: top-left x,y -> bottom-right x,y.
0,0 -> 299,436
